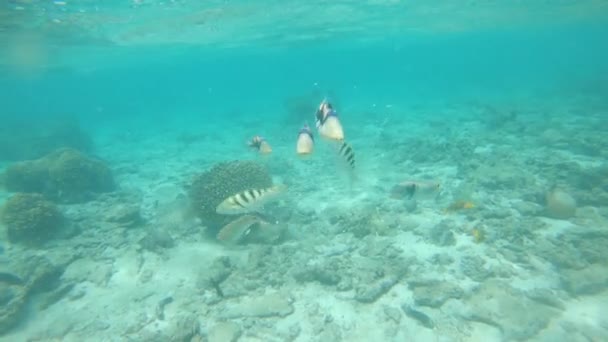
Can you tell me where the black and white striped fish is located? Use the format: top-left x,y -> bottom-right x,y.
215,184 -> 287,215
337,140 -> 355,170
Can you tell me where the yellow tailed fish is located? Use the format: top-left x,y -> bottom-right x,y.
215,184 -> 287,215
444,200 -> 475,213
248,135 -> 272,154
471,227 -> 485,243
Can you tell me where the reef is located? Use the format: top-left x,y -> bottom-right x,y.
0,193 -> 64,246
0,116 -> 93,162
0,255 -> 66,336
188,160 -> 273,231
1,148 -> 115,203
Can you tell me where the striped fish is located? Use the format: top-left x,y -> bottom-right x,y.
337,140 -> 355,170
216,215 -> 263,244
215,184 -> 287,215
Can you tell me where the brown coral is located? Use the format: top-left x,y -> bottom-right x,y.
45,148 -> 114,202
1,160 -> 49,194
1,193 -> 64,245
1,148 -> 114,203
188,160 -> 273,230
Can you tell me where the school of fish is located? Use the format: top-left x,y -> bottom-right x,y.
217,99 -> 358,243
217,98 -> 440,244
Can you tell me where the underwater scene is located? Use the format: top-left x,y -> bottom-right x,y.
1,1 -> 608,341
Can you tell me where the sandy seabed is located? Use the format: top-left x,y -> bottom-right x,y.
1,94 -> 608,342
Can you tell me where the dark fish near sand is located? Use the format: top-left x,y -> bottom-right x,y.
402,305 -> 434,329
215,184 -> 287,215
216,214 -> 265,244
0,272 -> 24,286
390,181 -> 440,200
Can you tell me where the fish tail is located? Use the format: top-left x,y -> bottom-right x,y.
272,183 -> 288,193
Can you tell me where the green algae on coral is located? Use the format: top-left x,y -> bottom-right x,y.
1,148 -> 114,203
46,148 -> 115,202
0,193 -> 64,245
2,160 -> 49,194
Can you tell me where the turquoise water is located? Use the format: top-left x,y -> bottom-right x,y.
1,1 -> 608,341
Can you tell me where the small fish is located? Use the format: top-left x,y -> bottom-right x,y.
336,140 -> 356,171
216,214 -> 264,244
402,305 -> 434,329
315,99 -> 345,141
445,200 -> 475,212
471,227 -> 485,243
390,181 -> 441,200
248,135 -> 272,154
0,272 -> 24,286
296,123 -> 314,156
209,277 -> 225,297
215,184 -> 287,215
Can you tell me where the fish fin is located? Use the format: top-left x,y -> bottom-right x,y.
405,184 -> 417,199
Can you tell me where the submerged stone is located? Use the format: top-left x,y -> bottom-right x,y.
460,255 -> 494,282
293,267 -> 341,286
461,280 -> 559,341
220,293 -> 294,318
545,188 -> 577,219
412,282 -> 464,308
355,274 -> 401,303
208,322 -> 241,342
560,264 -> 608,296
